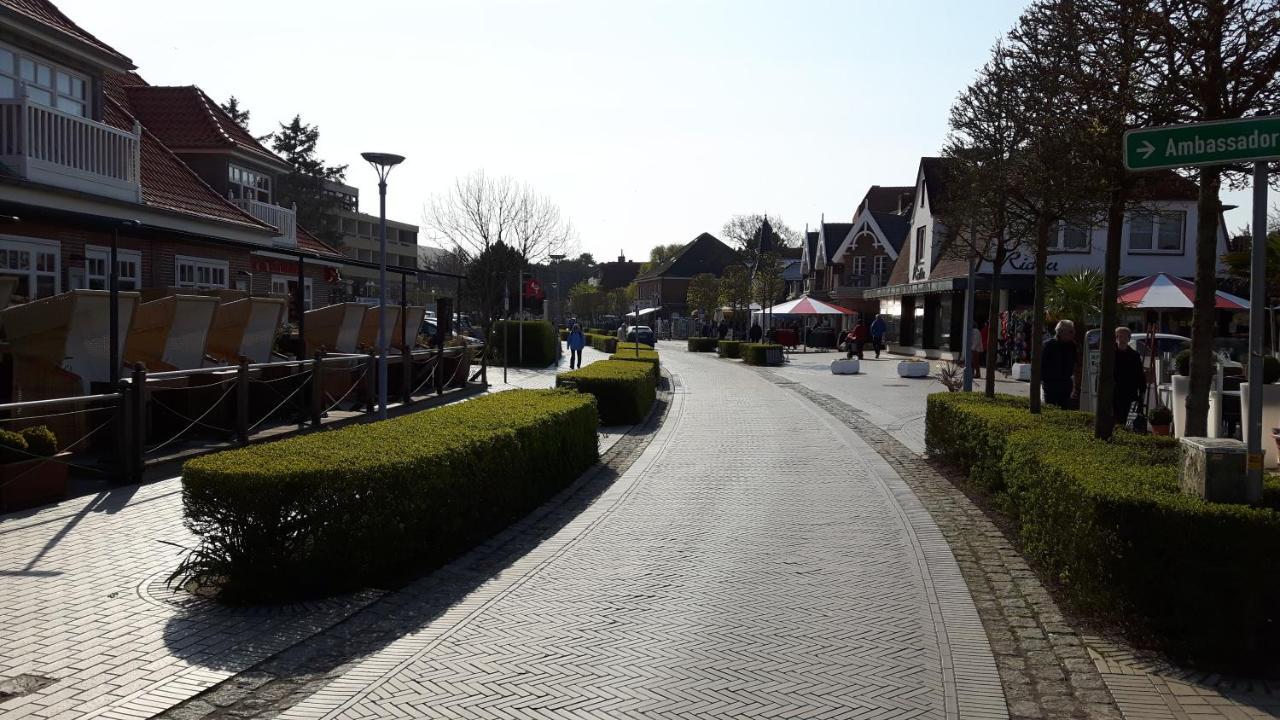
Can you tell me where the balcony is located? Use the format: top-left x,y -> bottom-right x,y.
230,197 -> 297,247
0,97 -> 141,202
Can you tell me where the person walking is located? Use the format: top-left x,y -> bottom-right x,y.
970,322 -> 985,379
870,315 -> 886,359
567,323 -> 586,369
717,320 -> 728,340
1113,326 -> 1146,427
749,323 -> 763,343
1042,319 -> 1077,409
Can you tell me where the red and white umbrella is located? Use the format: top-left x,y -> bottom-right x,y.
1117,273 -> 1248,310
761,295 -> 857,315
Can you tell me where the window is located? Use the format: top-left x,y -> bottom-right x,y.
914,226 -> 926,262
84,246 -> 141,290
272,275 -> 313,310
1049,223 -> 1091,252
873,255 -> 887,277
0,42 -> 89,117
176,256 -> 228,289
0,236 -> 59,300
1128,211 -> 1186,253
228,164 -> 272,203
851,256 -> 865,276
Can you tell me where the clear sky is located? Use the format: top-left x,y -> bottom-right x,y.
58,0 -> 1254,260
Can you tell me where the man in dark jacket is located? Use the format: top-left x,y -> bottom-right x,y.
1112,326 -> 1146,426
748,323 -> 763,343
1042,319 -> 1077,409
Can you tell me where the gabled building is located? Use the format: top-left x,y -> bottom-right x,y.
592,252 -> 641,291
868,156 -> 1233,359
799,186 -> 913,315
633,232 -> 739,319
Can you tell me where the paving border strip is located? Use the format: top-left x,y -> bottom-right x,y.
155,377 -> 679,720
751,366 -> 1124,720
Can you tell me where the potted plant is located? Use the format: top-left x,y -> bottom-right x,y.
1148,406 -> 1173,436
0,425 -> 67,511
1170,349 -> 1223,438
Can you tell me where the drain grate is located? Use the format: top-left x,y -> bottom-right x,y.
0,674 -> 56,701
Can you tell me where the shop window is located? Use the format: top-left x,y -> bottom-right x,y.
0,236 -> 59,300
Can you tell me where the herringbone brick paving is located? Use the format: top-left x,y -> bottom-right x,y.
274,345 -> 1006,719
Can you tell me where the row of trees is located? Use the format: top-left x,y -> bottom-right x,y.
941,0 -> 1280,440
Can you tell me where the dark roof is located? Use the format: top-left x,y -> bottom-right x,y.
636,233 -> 739,280
804,231 -> 818,266
822,223 -> 852,262
870,211 -> 910,253
781,258 -> 803,282
595,260 -> 641,290
859,186 -> 914,215
295,226 -> 343,258
0,0 -> 132,67
1130,170 -> 1199,201
123,85 -> 287,169
920,157 -> 948,208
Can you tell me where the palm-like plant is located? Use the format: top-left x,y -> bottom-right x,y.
1046,268 -> 1106,396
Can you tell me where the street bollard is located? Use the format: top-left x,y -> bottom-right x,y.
310,352 -> 324,427
365,352 -> 377,414
235,357 -> 249,445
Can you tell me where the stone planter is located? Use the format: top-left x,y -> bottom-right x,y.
1171,375 -> 1189,438
1011,362 -> 1032,381
0,453 -> 69,511
830,358 -> 860,375
1240,382 -> 1280,468
897,360 -> 930,378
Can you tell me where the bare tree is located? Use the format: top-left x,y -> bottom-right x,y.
722,214 -> 802,252
426,170 -> 575,264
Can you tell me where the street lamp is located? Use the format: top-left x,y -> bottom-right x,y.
361,152 -> 405,420
549,253 -> 565,325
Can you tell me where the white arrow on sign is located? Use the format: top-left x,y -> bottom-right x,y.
1137,140 -> 1156,159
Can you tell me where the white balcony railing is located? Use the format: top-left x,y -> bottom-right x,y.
230,197 -> 297,247
0,97 -> 141,202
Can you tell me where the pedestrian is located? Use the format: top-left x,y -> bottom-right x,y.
1042,319 -> 1077,409
870,314 -> 886,359
567,323 -> 586,369
970,322 -> 984,379
749,323 -> 763,343
718,320 -> 728,339
1113,326 -> 1146,427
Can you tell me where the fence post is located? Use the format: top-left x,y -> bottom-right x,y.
310,352 -> 324,427
235,357 -> 249,445
365,352 -> 377,414
480,345 -> 488,386
128,363 -> 146,484
115,378 -> 131,482
401,346 -> 412,405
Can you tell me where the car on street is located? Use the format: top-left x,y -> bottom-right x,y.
625,325 -> 656,347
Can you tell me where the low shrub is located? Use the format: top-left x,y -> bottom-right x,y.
0,430 -> 28,464
718,340 -> 743,359
490,321 -> 558,367
557,360 -> 655,425
558,329 -> 569,342
687,337 -> 718,352
177,389 -> 599,602
588,333 -> 618,354
742,343 -> 783,366
927,392 -> 1280,664
610,349 -> 660,384
19,426 -> 57,457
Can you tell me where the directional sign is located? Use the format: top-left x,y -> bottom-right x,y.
1124,115 -> 1280,170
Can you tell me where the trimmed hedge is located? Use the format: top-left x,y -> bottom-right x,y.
588,333 -> 618,354
742,343 -> 783,366
610,349 -> 660,384
177,389 -> 599,602
687,337 -> 718,352
557,359 -> 655,425
927,392 -> 1280,664
491,320 -> 558,367
718,340 -> 743,359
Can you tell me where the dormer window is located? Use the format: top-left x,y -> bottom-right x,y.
0,42 -> 89,117
229,164 -> 272,204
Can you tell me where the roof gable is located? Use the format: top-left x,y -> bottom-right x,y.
637,233 -> 739,279
124,85 -> 288,170
858,185 -> 914,215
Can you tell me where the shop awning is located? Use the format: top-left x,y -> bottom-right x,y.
1118,273 -> 1248,310
625,307 -> 660,318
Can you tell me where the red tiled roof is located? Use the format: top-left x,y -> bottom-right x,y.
124,85 -> 286,168
296,226 -> 343,259
0,0 -> 131,66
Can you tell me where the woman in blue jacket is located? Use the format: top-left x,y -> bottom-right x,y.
567,323 -> 586,369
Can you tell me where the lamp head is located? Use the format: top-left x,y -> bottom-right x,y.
361,152 -> 405,168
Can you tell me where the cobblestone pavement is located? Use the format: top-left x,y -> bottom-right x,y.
756,351 -> 1280,720
271,344 -> 1007,720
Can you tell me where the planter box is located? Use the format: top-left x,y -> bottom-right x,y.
1011,362 -> 1032,381
898,360 -> 930,378
0,454 -> 69,511
830,358 -> 860,375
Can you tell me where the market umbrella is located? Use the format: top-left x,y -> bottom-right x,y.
760,295 -> 857,315
1118,273 -> 1248,310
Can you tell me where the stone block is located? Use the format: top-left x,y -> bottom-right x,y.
1011,362 -> 1032,381
1179,437 -> 1249,504
830,358 -> 860,375
898,360 -> 930,378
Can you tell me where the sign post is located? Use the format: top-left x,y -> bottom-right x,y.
1126,115 -> 1280,500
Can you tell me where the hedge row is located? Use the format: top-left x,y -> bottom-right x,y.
610,349 -> 660,384
587,333 -> 617,354
556,359 -> 655,425
718,340 -> 743,359
688,337 -> 718,352
177,389 -> 599,602
742,343 -> 783,366
926,392 -> 1280,664
490,320 -> 558,367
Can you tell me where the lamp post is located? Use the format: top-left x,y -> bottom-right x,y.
110,219 -> 139,386
360,152 -> 406,420
549,253 -> 565,326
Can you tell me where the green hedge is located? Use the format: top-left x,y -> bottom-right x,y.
742,343 -> 783,366
176,389 -> 599,602
687,337 -> 718,352
926,392 -> 1280,664
588,333 -> 617,354
610,349 -> 659,384
718,340 -> 743,359
490,320 -> 558,367
558,329 -> 569,341
557,360 -> 655,425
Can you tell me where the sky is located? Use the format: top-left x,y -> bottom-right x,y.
58,0 -> 1256,261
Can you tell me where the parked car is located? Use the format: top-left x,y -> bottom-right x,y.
1085,329 -> 1190,356
420,319 -> 483,347
625,325 -> 656,347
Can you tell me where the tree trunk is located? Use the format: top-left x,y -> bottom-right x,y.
1185,167 -> 1222,437
1094,188 -> 1126,439
985,244 -> 1006,398
1029,214 -> 1052,414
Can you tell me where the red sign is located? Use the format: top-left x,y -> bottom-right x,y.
523,278 -> 544,301
251,258 -> 339,283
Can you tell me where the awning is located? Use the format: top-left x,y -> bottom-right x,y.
625,307 -> 660,318
1118,273 -> 1248,310
756,295 -> 855,315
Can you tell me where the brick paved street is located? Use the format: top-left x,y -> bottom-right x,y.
274,342 -> 1006,719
